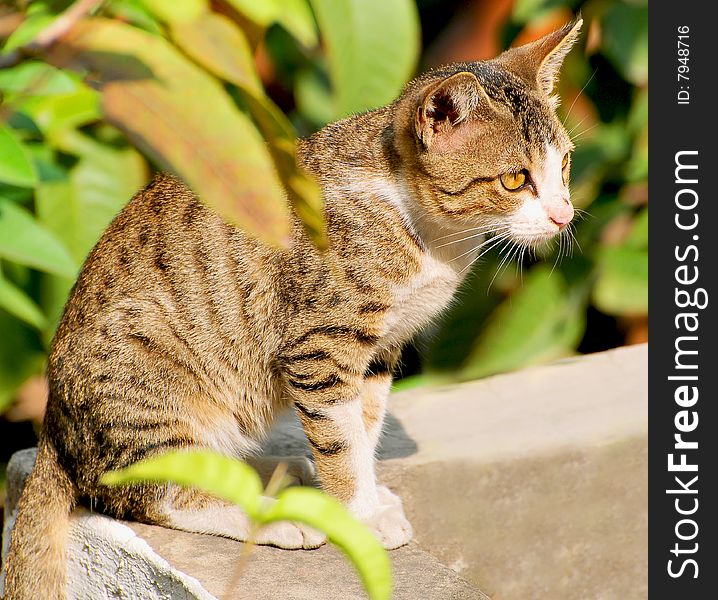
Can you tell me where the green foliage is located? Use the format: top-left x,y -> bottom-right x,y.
0,0 -> 647,590
102,451 -> 392,600
592,208 -> 648,316
307,0 -> 420,119
0,0 -> 419,409
411,0 -> 648,384
0,199 -> 77,277
0,0 -> 647,402
461,266 -> 586,381
0,125 -> 36,187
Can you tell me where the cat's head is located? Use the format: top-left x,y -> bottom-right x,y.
395,19 -> 583,248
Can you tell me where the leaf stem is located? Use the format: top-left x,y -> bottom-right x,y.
222,523 -> 259,600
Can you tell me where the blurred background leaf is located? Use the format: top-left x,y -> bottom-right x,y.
307,0 -> 420,119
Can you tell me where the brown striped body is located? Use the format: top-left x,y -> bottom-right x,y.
4,20 -> 583,599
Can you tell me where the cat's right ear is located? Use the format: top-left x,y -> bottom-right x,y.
415,72 -> 497,151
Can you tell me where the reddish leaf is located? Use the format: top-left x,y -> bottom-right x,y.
48,18 -> 291,246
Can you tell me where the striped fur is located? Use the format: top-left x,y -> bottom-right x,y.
4,19 -> 582,598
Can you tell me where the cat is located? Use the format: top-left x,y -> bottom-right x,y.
4,18 -> 581,600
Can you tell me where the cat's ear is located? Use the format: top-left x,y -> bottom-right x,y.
496,18 -> 583,96
415,71 -> 497,150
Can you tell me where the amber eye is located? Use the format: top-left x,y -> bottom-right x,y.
562,153 -> 571,183
500,170 -> 527,191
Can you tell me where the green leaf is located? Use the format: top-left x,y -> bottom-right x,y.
225,0 -> 276,25
101,450 -> 264,520
511,0 -> 561,24
0,61 -> 78,95
139,0 -> 208,23
3,13 -> 55,52
18,88 -> 101,135
0,199 -> 77,277
390,372 -> 453,392
170,14 -> 325,247
107,0 -> 164,34
225,0 -> 318,46
626,208 -> 648,249
275,0 -> 318,48
240,92 -> 325,246
601,2 -> 648,86
0,126 -> 37,188
48,18 -> 292,246
308,0 -> 420,118
0,309 -> 45,412
36,132 -> 147,263
102,450 -> 392,600
263,487 -> 392,600
295,66 -> 336,127
0,272 -> 47,330
593,245 -> 648,316
461,266 -> 585,380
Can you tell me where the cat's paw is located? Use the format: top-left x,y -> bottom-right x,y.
256,521 -> 326,549
377,485 -> 403,509
364,504 -> 413,550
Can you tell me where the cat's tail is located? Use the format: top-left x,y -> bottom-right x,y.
3,440 -> 77,600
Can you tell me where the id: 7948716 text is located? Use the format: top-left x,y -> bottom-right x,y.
677,25 -> 690,105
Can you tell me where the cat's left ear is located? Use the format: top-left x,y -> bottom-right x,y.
495,18 -> 583,96
415,71 -> 498,151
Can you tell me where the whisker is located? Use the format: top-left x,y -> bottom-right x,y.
450,231 -> 510,264
568,224 -> 582,254
550,233 -> 563,276
571,208 -> 592,223
435,225 -> 511,248
430,222 -> 505,243
570,123 -> 599,143
566,115 -> 590,138
562,69 -> 597,126
518,243 -> 527,283
458,232 -> 512,274
487,240 -> 515,290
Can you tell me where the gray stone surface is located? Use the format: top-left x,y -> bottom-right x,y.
2,451 -> 484,600
130,520 -> 485,600
2,344 -> 647,599
262,344 -> 648,599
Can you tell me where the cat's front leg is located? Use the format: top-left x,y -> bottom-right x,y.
361,352 -> 407,513
284,350 -> 412,549
309,398 -> 412,549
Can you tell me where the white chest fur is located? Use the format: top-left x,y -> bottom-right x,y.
380,253 -> 461,349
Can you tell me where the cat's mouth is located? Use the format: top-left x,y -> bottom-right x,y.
506,197 -> 575,248
509,223 -> 564,246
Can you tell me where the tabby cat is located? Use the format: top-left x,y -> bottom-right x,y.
4,19 -> 581,599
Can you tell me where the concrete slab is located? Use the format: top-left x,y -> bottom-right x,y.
2,449 -> 485,600
263,344 -> 648,599
2,345 -> 647,599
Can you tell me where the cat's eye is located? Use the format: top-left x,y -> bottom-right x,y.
562,153 -> 571,184
500,170 -> 528,191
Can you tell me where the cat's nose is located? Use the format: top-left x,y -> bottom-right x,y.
547,197 -> 574,228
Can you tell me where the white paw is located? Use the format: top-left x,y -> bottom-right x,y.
255,520 -> 326,549
364,504 -> 413,550
377,485 -> 403,509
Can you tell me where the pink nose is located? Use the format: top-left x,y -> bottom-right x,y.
547,199 -> 574,228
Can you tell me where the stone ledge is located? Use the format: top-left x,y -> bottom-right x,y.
2,345 -> 647,599
2,448 -> 485,600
